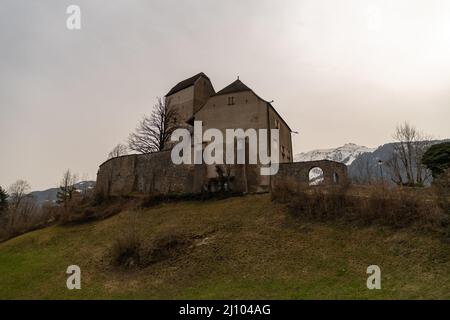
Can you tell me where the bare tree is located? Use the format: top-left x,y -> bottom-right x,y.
57,169 -> 78,206
385,152 -> 404,185
386,122 -> 432,186
128,97 -> 179,154
14,196 -> 38,223
5,180 -> 35,233
414,138 -> 433,184
8,180 -> 31,209
108,143 -> 128,159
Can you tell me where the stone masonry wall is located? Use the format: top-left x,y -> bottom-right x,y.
96,154 -> 348,197
95,151 -> 206,197
271,160 -> 348,193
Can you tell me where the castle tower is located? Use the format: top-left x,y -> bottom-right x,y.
165,72 -> 215,125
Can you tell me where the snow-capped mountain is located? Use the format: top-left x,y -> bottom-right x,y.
295,140 -> 448,185
294,143 -> 375,184
294,143 -> 376,166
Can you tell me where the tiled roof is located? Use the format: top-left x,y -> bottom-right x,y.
215,79 -> 252,96
214,79 -> 292,132
165,72 -> 208,96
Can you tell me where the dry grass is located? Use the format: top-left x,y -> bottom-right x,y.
272,181 -> 449,233
110,212 -> 144,268
57,195 -> 142,225
1,194 -> 450,299
110,210 -> 220,271
109,210 -> 195,269
432,169 -> 450,216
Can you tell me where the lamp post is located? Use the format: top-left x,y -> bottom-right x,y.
378,160 -> 383,181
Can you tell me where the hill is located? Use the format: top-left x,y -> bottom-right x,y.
29,181 -> 96,205
1,194 -> 450,299
348,141 -> 449,183
295,140 -> 449,183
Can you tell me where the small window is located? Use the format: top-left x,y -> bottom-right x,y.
274,119 -> 280,129
228,96 -> 235,105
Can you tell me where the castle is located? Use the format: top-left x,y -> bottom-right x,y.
165,72 -> 293,164
95,73 -> 348,197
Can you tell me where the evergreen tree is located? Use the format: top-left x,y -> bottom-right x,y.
423,142 -> 450,179
56,184 -> 76,205
0,186 -> 8,215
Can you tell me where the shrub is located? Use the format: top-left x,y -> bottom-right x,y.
141,234 -> 192,266
110,211 -> 193,269
433,169 -> 450,216
111,230 -> 144,268
93,192 -> 106,206
276,183 -> 449,233
111,212 -> 143,268
0,196 -> 58,242
140,191 -> 243,209
57,194 -> 139,226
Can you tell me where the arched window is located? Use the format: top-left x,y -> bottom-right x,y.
333,172 -> 339,184
309,167 -> 324,185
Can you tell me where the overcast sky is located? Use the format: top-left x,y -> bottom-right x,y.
1,0 -> 450,191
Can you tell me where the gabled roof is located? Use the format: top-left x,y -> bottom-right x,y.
215,79 -> 252,96
267,102 -> 292,132
165,72 -> 208,97
213,78 -> 292,132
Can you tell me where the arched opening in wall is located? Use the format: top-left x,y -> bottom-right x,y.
309,167 -> 324,186
333,172 -> 339,184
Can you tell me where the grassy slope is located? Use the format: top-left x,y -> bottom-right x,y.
1,194 -> 450,299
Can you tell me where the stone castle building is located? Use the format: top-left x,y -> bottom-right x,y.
95,73 -> 347,197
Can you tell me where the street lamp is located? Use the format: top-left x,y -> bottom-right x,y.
378,160 -> 383,181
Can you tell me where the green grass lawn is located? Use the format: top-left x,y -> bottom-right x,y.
1,194 -> 450,299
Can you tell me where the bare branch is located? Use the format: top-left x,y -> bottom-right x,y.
128,97 -> 180,154
108,144 -> 128,159
390,122 -> 433,186
8,180 -> 31,209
